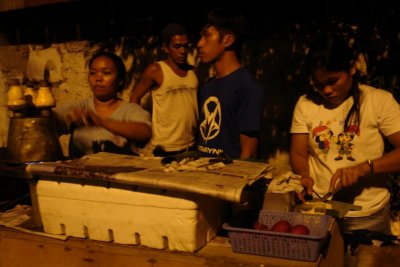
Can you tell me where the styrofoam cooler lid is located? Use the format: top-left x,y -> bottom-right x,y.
27,152 -> 272,203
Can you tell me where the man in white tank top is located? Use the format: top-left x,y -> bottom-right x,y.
130,23 -> 198,156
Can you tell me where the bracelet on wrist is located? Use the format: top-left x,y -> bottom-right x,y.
366,159 -> 374,175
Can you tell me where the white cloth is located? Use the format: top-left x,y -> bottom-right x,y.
26,45 -> 63,83
291,84 -> 400,217
151,61 -> 198,151
267,171 -> 304,193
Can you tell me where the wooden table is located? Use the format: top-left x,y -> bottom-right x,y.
355,244 -> 400,267
0,218 -> 343,267
0,155 -> 344,266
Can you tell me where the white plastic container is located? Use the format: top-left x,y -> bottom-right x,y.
36,179 -> 227,252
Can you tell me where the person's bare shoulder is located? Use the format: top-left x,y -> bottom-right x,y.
144,62 -> 162,76
140,62 -> 164,86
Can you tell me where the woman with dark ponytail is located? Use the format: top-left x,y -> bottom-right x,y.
290,32 -> 400,233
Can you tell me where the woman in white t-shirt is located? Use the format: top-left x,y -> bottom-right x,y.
290,32 -> 400,233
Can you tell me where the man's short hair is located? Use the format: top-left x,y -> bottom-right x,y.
161,23 -> 187,44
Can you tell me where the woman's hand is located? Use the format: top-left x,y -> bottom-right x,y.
86,109 -> 103,127
296,176 -> 314,201
301,176 -> 315,195
329,162 -> 370,192
66,108 -> 105,128
65,107 -> 90,127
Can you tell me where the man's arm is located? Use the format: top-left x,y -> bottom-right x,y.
239,133 -> 258,159
129,63 -> 162,104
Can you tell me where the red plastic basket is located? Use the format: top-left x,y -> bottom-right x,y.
223,210 -> 331,261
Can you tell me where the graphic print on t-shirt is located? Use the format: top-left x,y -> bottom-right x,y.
312,125 -> 334,161
199,96 -> 221,143
334,124 -> 360,161
312,123 -> 360,162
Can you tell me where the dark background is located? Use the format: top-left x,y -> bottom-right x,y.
1,0 -> 400,44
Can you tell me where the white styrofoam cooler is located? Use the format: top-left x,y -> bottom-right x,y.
36,179 -> 227,252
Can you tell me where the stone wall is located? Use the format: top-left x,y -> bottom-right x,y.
0,42 -> 97,154
0,39 -> 197,156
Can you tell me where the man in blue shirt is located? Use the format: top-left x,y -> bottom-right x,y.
197,8 -> 264,159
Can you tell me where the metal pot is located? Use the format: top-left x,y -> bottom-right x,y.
6,116 -> 64,163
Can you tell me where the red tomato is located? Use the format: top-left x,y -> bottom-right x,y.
271,220 -> 291,233
289,224 -> 310,235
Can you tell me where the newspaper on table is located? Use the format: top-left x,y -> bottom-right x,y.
27,152 -> 273,203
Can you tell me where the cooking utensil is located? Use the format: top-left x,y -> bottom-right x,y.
315,178 -> 341,202
325,200 -> 362,218
319,191 -> 334,202
296,199 -> 362,218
